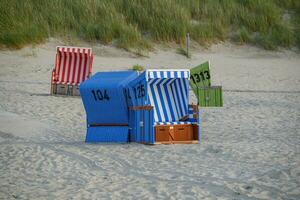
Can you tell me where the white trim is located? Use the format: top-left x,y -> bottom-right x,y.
146,69 -> 190,72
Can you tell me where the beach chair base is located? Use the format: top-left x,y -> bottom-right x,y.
197,86 -> 223,107
154,140 -> 199,145
154,124 -> 199,144
51,83 -> 80,96
86,126 -> 129,143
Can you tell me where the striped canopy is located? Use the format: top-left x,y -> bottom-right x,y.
53,46 -> 93,85
146,70 -> 190,123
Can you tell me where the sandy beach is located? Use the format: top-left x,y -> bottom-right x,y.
0,40 -> 299,199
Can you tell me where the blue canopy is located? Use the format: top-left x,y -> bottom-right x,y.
80,71 -> 138,125
127,69 -> 190,123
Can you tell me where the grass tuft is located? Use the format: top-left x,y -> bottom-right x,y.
132,64 -> 145,71
233,26 -> 251,44
176,47 -> 191,58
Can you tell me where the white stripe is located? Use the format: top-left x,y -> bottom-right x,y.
175,79 -> 185,118
69,50 -> 75,83
156,72 -> 161,78
148,79 -> 158,121
163,71 -> 167,78
182,79 -> 189,114
170,71 -> 174,78
171,83 -> 181,120
180,78 -> 188,114
153,81 -> 164,121
64,50 -> 70,83
184,71 -> 188,78
59,49 -> 65,82
167,83 -> 178,121
160,79 -> 172,121
57,46 -> 92,51
74,50 -> 80,83
149,71 -> 153,79
146,69 -> 189,72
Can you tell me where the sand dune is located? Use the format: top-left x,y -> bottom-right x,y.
0,41 -> 299,199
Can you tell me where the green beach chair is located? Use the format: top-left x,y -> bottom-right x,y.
190,61 -> 223,107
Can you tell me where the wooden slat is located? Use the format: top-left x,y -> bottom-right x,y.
129,106 -> 153,110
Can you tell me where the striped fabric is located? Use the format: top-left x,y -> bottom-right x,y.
52,46 -> 94,85
146,69 -> 190,80
146,70 -> 190,123
154,121 -> 193,125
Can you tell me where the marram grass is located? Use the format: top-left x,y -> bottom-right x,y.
0,0 -> 299,50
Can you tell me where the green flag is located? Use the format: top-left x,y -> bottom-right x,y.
190,61 -> 211,94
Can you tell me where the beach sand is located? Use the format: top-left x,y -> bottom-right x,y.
0,40 -> 299,199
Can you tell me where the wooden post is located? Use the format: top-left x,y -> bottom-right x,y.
186,33 -> 190,58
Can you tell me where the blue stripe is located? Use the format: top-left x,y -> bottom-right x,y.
181,71 -> 184,78
149,79 -> 161,121
154,121 -> 193,125
176,80 -> 184,118
170,84 -> 180,120
147,70 -> 190,79
160,71 -> 164,78
167,71 -> 171,78
181,78 -> 188,114
164,79 -> 176,121
173,81 -> 184,118
183,79 -> 188,97
146,71 -> 189,122
178,79 -> 187,115
156,79 -> 168,121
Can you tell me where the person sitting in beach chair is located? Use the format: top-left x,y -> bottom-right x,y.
50,46 -> 94,96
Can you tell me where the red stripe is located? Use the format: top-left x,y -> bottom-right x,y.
89,53 -> 94,76
66,48 -> 73,83
71,48 -> 78,84
55,47 -> 63,81
76,48 -> 83,84
61,48 -> 69,83
53,47 -> 93,84
81,49 -> 88,82
59,48 -> 65,82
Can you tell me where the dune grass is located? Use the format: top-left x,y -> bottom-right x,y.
0,0 -> 299,50
131,64 -> 144,71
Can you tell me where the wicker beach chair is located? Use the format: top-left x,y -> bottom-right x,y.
50,46 -> 94,96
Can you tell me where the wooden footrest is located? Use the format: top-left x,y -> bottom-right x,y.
154,140 -> 199,145
154,124 -> 199,143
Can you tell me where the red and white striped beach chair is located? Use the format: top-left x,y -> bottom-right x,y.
50,46 -> 94,96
